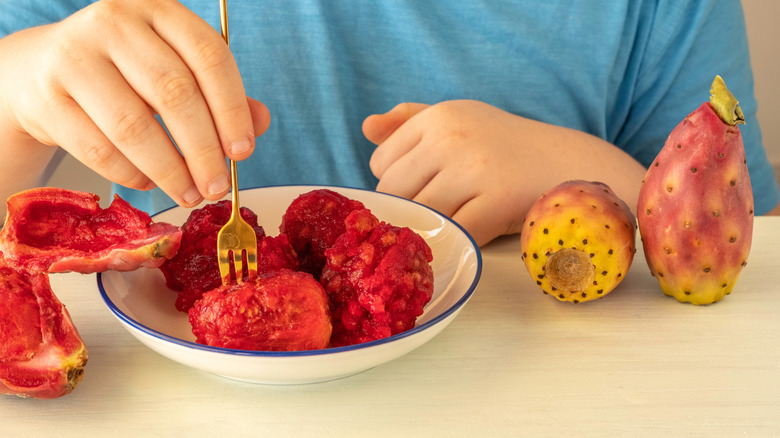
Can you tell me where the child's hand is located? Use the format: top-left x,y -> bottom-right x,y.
0,0 -> 270,207
364,100 -> 645,246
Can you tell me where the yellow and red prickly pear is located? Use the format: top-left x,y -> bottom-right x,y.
637,76 -> 753,305
520,180 -> 636,303
0,261 -> 88,398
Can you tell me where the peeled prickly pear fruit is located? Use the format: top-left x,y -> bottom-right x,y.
0,262 -> 88,398
637,76 -> 753,305
520,180 -> 636,303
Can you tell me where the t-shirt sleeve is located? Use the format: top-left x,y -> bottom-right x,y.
613,0 -> 779,214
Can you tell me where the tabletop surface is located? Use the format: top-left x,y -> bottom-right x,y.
1,217 -> 778,437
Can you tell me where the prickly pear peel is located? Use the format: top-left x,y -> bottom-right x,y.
0,187 -> 183,398
0,187 -> 182,273
0,263 -> 87,398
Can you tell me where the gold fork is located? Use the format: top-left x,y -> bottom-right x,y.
216,0 -> 257,285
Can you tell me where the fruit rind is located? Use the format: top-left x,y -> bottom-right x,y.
0,264 -> 88,399
0,188 -> 182,273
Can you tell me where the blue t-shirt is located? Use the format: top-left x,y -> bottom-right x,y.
2,0 -> 778,215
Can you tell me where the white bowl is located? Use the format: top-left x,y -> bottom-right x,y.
98,185 -> 482,385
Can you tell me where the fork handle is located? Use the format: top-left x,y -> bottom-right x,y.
220,1 -> 238,219
219,0 -> 229,46
229,159 -> 240,218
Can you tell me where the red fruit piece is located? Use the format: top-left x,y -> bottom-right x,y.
0,261 -> 88,399
321,209 -> 434,347
172,234 -> 299,312
257,233 -> 299,273
160,200 -> 268,312
189,269 -> 332,351
280,189 -> 365,278
0,188 -> 181,273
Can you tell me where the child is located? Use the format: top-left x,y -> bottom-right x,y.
1,0 -> 777,245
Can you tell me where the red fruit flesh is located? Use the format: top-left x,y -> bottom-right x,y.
159,200 -> 267,312
257,233 -> 299,273
0,262 -> 87,399
0,188 -> 181,273
321,209 -> 434,347
172,234 -> 299,312
189,269 -> 332,351
280,189 -> 365,278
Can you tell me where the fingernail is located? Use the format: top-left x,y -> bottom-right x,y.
182,186 -> 203,206
208,174 -> 231,197
230,138 -> 252,155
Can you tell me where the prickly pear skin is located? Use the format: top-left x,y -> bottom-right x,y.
520,180 -> 637,303
0,187 -> 182,273
0,263 -> 88,398
637,102 -> 754,305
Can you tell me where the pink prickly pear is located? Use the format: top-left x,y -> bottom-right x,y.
637,76 -> 753,305
520,180 -> 636,303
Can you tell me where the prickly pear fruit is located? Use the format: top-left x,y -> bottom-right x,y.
189,269 -> 332,351
520,180 -> 636,303
637,76 -> 753,305
0,262 -> 88,398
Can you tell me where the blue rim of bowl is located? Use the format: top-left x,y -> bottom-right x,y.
97,184 -> 482,358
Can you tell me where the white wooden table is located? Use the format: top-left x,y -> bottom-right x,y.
2,217 -> 778,437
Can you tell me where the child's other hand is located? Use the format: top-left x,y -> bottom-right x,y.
364,100 -> 645,246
